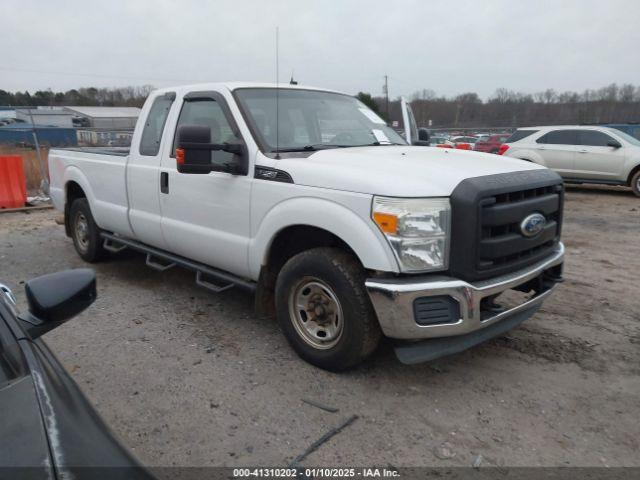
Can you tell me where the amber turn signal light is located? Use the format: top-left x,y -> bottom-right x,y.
373,212 -> 398,234
176,148 -> 185,165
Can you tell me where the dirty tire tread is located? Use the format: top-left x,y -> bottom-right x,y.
275,247 -> 382,371
69,198 -> 107,263
632,170 -> 640,197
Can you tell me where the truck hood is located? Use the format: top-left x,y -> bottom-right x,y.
274,146 -> 546,197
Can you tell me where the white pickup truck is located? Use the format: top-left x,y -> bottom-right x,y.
49,82 -> 565,370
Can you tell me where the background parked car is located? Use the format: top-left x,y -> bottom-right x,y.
474,133 -> 512,153
501,125 -> 640,196
0,270 -> 155,479
450,135 -> 478,150
429,135 -> 454,147
603,123 -> 640,141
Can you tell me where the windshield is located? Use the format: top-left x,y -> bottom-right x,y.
234,88 -> 406,152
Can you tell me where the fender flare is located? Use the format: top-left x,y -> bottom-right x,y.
249,197 -> 399,278
61,166 -> 102,224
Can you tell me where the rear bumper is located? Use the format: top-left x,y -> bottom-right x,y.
365,242 -> 564,341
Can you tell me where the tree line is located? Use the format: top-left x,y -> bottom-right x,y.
364,83 -> 640,128
0,86 -> 153,108
2,82 -> 640,128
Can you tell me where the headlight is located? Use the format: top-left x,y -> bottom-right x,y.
372,197 -> 451,273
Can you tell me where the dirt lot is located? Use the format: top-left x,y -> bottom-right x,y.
1,185 -> 639,468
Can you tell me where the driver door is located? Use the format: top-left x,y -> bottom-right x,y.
159,92 -> 252,278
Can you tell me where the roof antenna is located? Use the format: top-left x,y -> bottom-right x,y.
275,26 -> 280,159
290,70 -> 298,85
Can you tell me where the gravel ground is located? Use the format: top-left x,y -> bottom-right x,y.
1,184 -> 639,468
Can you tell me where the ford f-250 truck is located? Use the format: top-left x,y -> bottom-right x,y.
49,83 -> 565,371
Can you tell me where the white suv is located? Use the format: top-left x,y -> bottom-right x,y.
501,126 -> 640,196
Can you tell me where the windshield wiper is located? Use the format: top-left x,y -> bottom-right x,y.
273,142 -> 404,153
273,144 -> 349,153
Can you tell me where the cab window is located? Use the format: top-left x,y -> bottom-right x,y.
173,99 -> 239,169
139,93 -> 175,156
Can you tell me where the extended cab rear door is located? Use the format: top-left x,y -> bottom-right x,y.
158,90 -> 252,278
126,92 -> 176,250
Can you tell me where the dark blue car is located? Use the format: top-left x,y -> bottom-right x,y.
0,270 -> 155,480
605,124 -> 640,141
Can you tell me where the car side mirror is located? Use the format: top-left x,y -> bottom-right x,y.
176,125 -> 248,175
418,129 -> 430,142
412,140 -> 431,146
607,140 -> 622,149
18,269 -> 96,339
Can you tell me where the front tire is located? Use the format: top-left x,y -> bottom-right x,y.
69,198 -> 107,262
275,248 -> 381,371
631,170 -> 640,197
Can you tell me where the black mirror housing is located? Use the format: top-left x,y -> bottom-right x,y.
176,125 -> 248,175
418,128 -> 430,142
19,269 -> 96,339
607,140 -> 622,149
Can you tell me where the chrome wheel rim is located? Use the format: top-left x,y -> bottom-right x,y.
75,212 -> 90,252
288,277 -> 344,350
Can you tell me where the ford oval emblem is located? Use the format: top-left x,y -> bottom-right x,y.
520,213 -> 546,237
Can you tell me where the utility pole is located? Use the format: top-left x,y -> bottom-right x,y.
383,75 -> 389,118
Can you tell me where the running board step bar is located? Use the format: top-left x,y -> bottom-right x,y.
145,254 -> 176,272
103,238 -> 127,253
100,232 -> 256,293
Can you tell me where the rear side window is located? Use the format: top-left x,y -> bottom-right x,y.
578,130 -> 616,147
139,93 -> 175,156
505,129 -> 538,143
536,130 -> 578,145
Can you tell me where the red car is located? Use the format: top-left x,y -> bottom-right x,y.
473,133 -> 511,154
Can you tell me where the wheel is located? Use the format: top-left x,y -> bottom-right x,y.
275,248 -> 381,371
69,198 -> 107,262
631,170 -> 640,197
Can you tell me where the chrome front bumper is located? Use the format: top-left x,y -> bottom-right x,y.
365,243 -> 565,340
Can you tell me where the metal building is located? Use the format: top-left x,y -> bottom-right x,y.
15,108 -> 74,128
0,124 -> 78,147
63,106 -> 141,129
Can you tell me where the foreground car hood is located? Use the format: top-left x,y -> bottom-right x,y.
276,146 -> 545,197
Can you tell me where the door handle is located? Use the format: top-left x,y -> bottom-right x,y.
577,149 -> 588,153
160,171 -> 169,194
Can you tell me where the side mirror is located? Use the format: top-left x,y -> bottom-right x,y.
18,269 -> 96,339
176,125 -> 248,175
418,129 -> 430,142
412,140 -> 431,146
607,140 -> 622,149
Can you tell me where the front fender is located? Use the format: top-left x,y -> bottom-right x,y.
249,197 -> 399,278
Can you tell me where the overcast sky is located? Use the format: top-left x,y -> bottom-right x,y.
2,0 -> 639,100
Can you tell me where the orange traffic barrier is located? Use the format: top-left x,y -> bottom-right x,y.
0,156 -> 27,209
